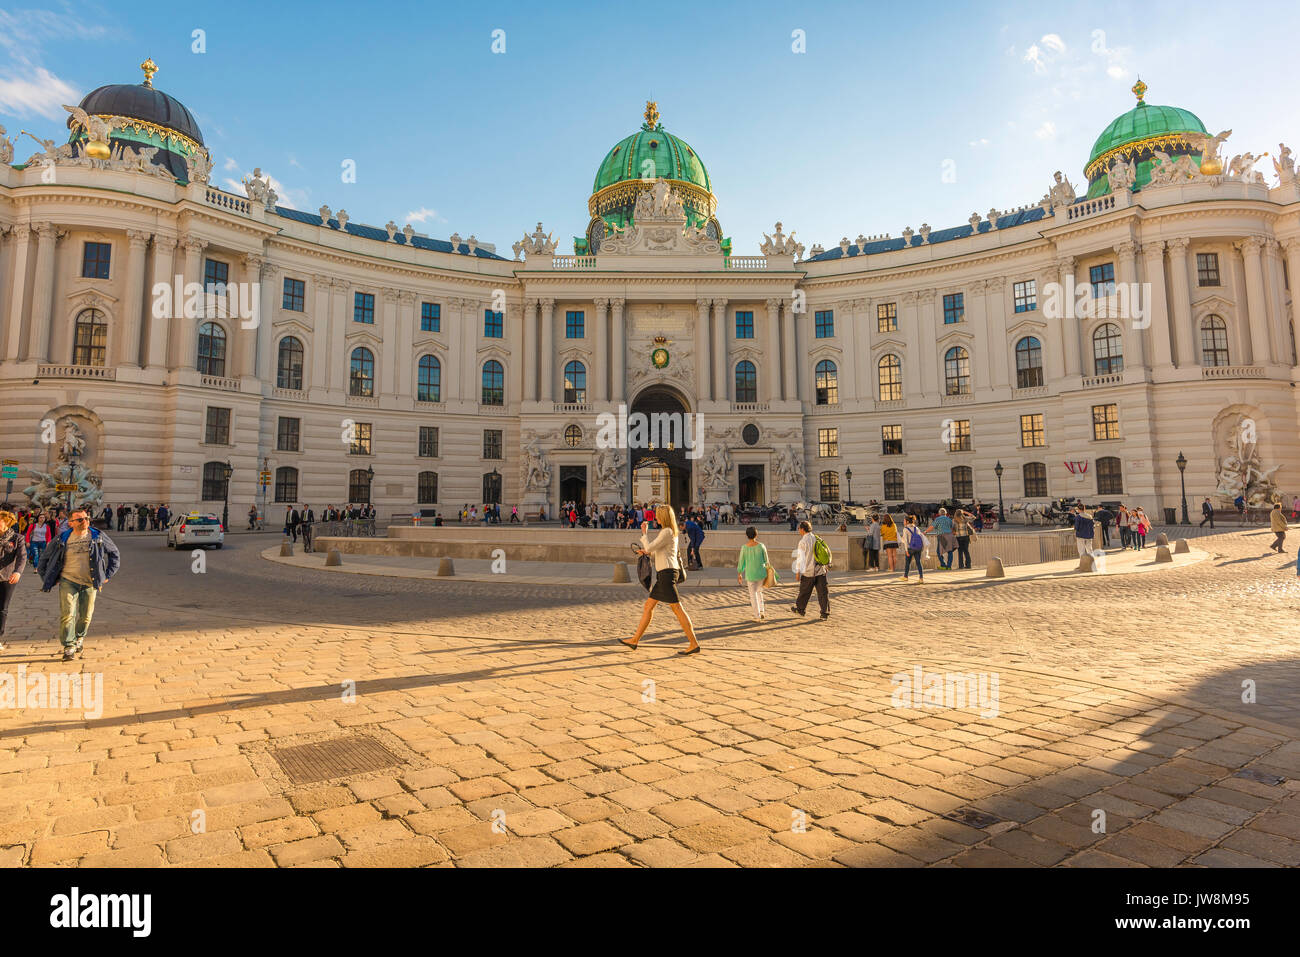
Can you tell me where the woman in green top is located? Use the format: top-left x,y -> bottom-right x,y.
736,525 -> 772,621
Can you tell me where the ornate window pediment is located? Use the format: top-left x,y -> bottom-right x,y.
809,343 -> 841,361
65,289 -> 119,310
874,337 -> 907,354
937,328 -> 975,349
272,316 -> 313,338
1006,317 -> 1047,339
1191,294 -> 1234,319
344,328 -> 383,348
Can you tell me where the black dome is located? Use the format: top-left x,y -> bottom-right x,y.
76,83 -> 204,146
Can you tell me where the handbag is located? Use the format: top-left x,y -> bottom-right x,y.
762,564 -> 776,588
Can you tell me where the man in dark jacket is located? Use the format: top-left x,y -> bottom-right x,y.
1093,506 -> 1114,547
301,505 -> 315,551
684,516 -> 705,569
288,506 -> 301,542
116,504 -> 126,531
37,508 -> 120,661
1200,498 -> 1215,528
1072,507 -> 1096,557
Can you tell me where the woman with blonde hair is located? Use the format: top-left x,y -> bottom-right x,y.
0,510 -> 27,650
621,504 -> 701,654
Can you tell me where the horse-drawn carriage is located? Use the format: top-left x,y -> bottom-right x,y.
736,501 -> 789,524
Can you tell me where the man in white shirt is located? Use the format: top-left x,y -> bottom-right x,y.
789,521 -> 829,621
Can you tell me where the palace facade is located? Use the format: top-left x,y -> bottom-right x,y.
2,64 -> 1298,518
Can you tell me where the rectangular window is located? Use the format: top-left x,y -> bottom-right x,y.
881,425 -> 903,456
421,302 -> 441,332
354,292 -> 375,324
819,471 -> 840,502
81,242 -> 112,279
419,426 -> 439,458
204,407 -> 230,445
1020,413 -> 1045,448
818,428 -> 839,458
943,292 -> 964,324
884,469 -> 905,500
735,311 -> 754,338
1013,279 -> 1037,313
1089,262 -> 1115,299
565,310 -> 584,338
484,309 -> 503,338
1092,404 -> 1120,441
1023,462 -> 1048,497
814,310 -> 834,338
203,258 -> 228,291
948,419 -> 971,452
483,429 -> 503,460
1196,252 -> 1220,287
350,422 -> 372,455
282,277 -> 305,312
276,416 -> 300,452
877,302 -> 897,332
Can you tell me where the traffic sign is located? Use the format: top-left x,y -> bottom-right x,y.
1,459 -> 17,479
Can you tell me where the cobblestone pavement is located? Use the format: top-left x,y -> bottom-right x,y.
0,526 -> 1298,868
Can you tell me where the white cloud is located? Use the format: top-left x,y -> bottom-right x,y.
223,157 -> 240,171
1040,33 -> 1066,54
1024,44 -> 1046,74
404,206 -> 441,224
969,137 -> 990,147
0,66 -> 78,119
1035,121 -> 1057,140
1107,64 -> 1128,79
288,154 -> 304,169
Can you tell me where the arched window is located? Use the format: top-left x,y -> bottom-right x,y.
951,466 -> 973,500
815,359 -> 838,405
349,347 -> 375,397
883,468 -> 905,500
417,355 -> 441,402
819,471 -> 840,502
197,322 -> 226,376
481,359 -> 504,406
878,354 -> 902,401
944,346 -> 971,395
71,309 -> 108,367
274,466 -> 298,503
417,471 -> 438,504
735,360 -> 757,403
1097,456 -> 1123,495
564,424 -> 582,447
1023,462 -> 1048,497
1092,323 -> 1123,375
1015,336 -> 1043,388
1200,315 -> 1230,367
276,336 -> 303,390
201,461 -> 228,501
348,468 -> 372,504
564,360 -> 587,404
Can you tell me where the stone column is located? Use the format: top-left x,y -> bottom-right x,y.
2,225 -> 31,362
1057,257 -> 1079,377
781,298 -> 797,400
539,298 -> 555,403
839,298 -> 862,401
1284,239 -> 1300,362
917,289 -> 938,395
1236,237 -> 1273,365
174,237 -> 207,370
458,297 -> 478,402
764,297 -> 781,402
237,254 -> 263,378
380,289 -> 399,399
116,229 -> 151,367
984,279 -> 1008,388
328,278 -> 349,392
443,298 -> 462,401
1264,239 -> 1287,362
1166,238 -> 1195,366
396,290 -> 417,397
255,262 -> 277,382
25,223 -> 58,362
145,236 -> 176,369
522,298 -> 538,401
1140,241 -> 1173,369
1113,241 -> 1146,371
593,298 -> 609,403
711,298 -> 726,401
965,280 -> 990,388
901,291 -> 923,399
309,274 -> 332,392
610,298 -> 626,403
695,297 -> 712,402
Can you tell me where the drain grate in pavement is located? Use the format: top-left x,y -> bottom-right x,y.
270,735 -> 402,785
1233,769 -> 1285,787
944,808 -> 1002,829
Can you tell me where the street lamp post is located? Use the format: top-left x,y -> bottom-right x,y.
221,460 -> 233,531
366,464 -> 375,506
845,467 -> 853,507
1176,451 -> 1189,525
994,461 -> 1005,524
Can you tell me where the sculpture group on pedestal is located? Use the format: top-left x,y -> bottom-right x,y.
23,420 -> 104,510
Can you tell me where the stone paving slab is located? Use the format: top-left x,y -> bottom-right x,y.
0,527 -> 1295,867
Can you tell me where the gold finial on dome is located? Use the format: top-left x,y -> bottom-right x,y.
644,100 -> 659,130
141,57 -> 158,88
1132,77 -> 1147,103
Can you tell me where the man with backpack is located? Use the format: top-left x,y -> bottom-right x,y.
789,521 -> 830,620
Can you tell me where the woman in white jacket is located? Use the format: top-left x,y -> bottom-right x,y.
620,505 -> 701,655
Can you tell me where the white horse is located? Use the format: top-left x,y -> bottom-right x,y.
1009,502 -> 1051,525
717,503 -> 735,524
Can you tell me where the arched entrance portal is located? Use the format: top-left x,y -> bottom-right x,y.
629,386 -> 693,507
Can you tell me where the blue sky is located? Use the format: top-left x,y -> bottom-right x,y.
3,0 -> 1298,254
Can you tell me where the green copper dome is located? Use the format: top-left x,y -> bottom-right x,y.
1085,80 -> 1209,198
592,104 -> 710,194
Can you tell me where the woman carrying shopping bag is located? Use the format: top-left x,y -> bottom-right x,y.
737,525 -> 775,622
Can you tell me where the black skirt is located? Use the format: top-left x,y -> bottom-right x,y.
649,568 -> 680,603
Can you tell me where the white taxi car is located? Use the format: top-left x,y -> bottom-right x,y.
166,512 -> 226,549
